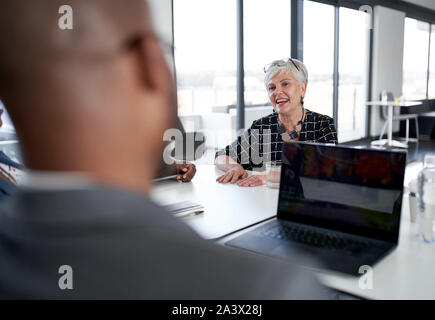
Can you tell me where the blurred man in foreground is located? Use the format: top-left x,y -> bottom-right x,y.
0,0 -> 324,299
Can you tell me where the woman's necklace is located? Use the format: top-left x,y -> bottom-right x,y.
277,106 -> 305,141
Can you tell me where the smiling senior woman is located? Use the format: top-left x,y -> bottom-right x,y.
215,58 -> 337,187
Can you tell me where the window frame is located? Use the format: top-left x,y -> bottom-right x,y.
172,0 -> 435,143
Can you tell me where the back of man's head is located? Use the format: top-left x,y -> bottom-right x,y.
0,0 -> 176,193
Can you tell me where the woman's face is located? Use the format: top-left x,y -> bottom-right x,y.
266,71 -> 307,115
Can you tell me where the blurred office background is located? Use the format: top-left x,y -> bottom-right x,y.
1,0 -> 435,163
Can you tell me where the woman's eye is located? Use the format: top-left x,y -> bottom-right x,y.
268,87 -> 275,91
282,82 -> 289,87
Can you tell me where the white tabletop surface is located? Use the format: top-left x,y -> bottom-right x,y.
420,111 -> 435,117
150,164 -> 279,239
317,193 -> 435,300
366,101 -> 422,107
151,161 -> 435,299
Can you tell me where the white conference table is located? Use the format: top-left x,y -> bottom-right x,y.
366,101 -> 421,148
150,164 -> 279,240
150,163 -> 435,300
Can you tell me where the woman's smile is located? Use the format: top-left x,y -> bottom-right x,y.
276,97 -> 290,107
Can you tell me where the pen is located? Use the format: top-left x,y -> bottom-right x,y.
175,210 -> 204,218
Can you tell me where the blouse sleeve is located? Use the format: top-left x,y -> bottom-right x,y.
215,122 -> 262,171
317,116 -> 338,144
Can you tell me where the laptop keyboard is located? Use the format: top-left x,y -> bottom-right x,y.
261,223 -> 371,255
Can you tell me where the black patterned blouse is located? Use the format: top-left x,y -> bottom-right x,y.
215,109 -> 337,171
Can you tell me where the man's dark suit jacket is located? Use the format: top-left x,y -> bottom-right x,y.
0,186 -> 325,299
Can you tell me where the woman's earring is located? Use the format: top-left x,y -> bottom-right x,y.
300,97 -> 304,106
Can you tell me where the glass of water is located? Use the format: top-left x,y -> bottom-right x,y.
266,161 -> 282,189
417,154 -> 435,242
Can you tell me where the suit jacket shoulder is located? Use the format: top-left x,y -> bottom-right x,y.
0,187 -> 325,299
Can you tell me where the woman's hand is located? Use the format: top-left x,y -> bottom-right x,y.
216,166 -> 248,184
236,174 -> 266,187
175,162 -> 196,182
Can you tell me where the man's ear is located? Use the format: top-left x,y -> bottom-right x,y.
137,34 -> 172,93
135,34 -> 178,129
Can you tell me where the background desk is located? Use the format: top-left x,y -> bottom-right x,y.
366,101 -> 421,148
151,162 -> 435,299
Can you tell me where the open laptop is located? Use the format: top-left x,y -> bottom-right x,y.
226,142 -> 407,275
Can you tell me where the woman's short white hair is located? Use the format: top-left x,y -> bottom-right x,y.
264,58 -> 308,88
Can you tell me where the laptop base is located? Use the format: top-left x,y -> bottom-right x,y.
226,219 -> 395,276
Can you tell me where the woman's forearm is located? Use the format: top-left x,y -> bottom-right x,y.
215,155 -> 244,172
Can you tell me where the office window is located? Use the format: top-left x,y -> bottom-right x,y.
429,25 -> 435,98
244,0 -> 291,106
173,0 -> 237,116
403,18 -> 430,100
337,7 -> 367,142
303,0 -> 334,118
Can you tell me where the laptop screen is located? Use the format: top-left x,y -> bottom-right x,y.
278,142 -> 407,243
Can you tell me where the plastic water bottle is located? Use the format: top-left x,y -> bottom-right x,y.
417,154 -> 435,242
381,89 -> 388,103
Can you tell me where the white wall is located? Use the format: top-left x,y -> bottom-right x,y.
147,0 -> 173,43
147,0 -> 174,72
370,6 -> 406,137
